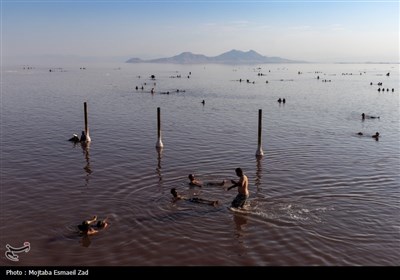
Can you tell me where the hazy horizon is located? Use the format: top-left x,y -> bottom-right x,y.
2,0 -> 399,65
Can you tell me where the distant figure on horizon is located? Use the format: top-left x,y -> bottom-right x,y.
278,98 -> 282,103
201,100 -> 205,105
227,168 -> 249,209
357,132 -> 380,140
362,113 -> 380,120
282,98 -> 286,104
170,188 -> 218,206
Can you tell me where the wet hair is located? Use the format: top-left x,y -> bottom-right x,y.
97,220 -> 106,228
170,188 -> 178,197
78,221 -> 90,232
188,174 -> 195,180
235,168 -> 243,176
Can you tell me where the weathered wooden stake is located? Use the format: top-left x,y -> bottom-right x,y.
84,102 -> 91,142
256,109 -> 264,156
156,107 -> 164,148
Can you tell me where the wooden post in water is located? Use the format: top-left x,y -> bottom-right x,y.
83,102 -> 91,142
255,109 -> 264,157
156,107 -> 164,148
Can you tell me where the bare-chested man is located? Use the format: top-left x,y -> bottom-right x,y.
227,168 -> 249,208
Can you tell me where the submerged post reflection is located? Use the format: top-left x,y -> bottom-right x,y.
156,146 -> 163,186
255,155 -> 263,191
81,142 -> 92,186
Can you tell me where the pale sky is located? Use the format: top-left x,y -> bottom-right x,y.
2,0 -> 399,63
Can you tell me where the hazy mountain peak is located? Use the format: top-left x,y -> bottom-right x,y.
126,50 -> 303,64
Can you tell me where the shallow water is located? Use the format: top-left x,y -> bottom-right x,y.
1,63 -> 399,266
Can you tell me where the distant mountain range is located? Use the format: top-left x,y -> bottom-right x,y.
126,50 -> 304,64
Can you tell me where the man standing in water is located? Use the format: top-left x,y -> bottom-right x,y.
227,168 -> 249,208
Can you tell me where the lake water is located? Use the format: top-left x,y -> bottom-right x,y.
1,62 -> 399,266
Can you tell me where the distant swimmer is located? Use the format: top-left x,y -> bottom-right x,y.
68,133 -> 80,143
278,98 -> 282,103
372,132 -> 380,140
188,174 -> 202,187
201,100 -> 205,105
80,131 -> 87,142
356,132 -> 380,140
77,216 -> 108,236
170,188 -> 218,206
362,113 -> 380,120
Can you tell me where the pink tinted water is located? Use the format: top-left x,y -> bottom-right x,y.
1,63 -> 399,265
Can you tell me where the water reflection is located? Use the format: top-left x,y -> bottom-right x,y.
233,214 -> 248,256
80,235 -> 91,248
255,156 -> 263,191
234,213 -> 248,233
81,142 -> 92,186
156,147 -> 163,185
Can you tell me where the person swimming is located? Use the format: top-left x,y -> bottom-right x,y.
170,188 -> 218,206
188,174 -> 202,187
357,132 -> 380,140
372,132 -> 380,140
80,131 -> 87,142
77,216 -> 108,235
188,174 -> 225,187
362,113 -> 380,119
68,134 -> 80,143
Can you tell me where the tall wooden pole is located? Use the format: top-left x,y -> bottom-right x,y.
84,102 -> 91,142
156,107 -> 164,148
256,109 -> 263,156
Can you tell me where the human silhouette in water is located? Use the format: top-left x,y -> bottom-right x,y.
68,134 -> 80,143
77,216 -> 108,236
372,132 -> 380,140
357,131 -> 380,140
188,174 -> 226,187
361,113 -> 380,120
170,188 -> 218,206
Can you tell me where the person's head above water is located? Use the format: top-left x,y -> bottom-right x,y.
170,188 -> 178,197
188,174 -> 195,181
96,220 -> 107,229
235,168 -> 243,177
